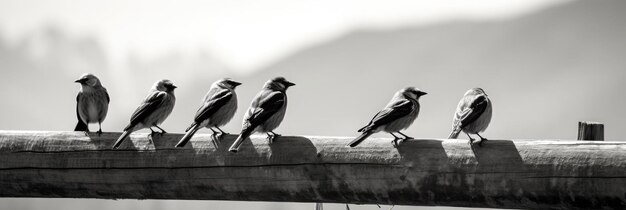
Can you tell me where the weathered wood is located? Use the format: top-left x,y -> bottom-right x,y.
0,130 -> 624,210
578,121 -> 604,141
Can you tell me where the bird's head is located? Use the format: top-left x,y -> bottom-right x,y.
154,79 -> 177,92
74,73 -> 101,87
264,76 -> 295,91
216,78 -> 242,90
467,88 -> 487,96
400,87 -> 427,100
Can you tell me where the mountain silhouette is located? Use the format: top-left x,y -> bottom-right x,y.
235,0 -> 626,140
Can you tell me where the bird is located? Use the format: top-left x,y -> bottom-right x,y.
175,78 -> 241,148
348,87 -> 427,147
113,79 -> 177,149
448,88 -> 493,146
228,77 -> 295,153
74,73 -> 110,135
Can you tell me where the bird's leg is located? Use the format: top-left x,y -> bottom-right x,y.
345,204 -> 350,210
465,132 -> 475,145
268,131 -> 281,144
476,133 -> 487,141
148,128 -> 156,137
97,122 -> 103,136
397,131 -> 413,142
267,132 -> 275,144
147,128 -> 156,144
215,127 -> 229,137
476,133 -> 487,147
209,127 -> 218,138
82,124 -> 90,136
269,131 -> 281,137
390,133 -> 401,147
154,125 -> 167,135
209,127 -> 220,148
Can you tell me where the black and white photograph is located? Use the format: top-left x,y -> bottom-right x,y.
0,0 -> 624,209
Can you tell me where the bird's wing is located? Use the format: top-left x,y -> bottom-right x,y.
244,91 -> 285,128
125,91 -> 167,130
454,95 -> 488,128
104,89 -> 110,103
75,93 -> 84,123
193,89 -> 233,123
74,93 -> 89,131
76,92 -> 83,121
360,99 -> 414,132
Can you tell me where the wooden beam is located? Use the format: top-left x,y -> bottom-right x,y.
0,130 -> 624,210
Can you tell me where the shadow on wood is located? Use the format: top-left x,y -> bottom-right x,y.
0,131 -> 624,210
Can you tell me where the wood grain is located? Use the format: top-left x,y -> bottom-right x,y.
0,130 -> 624,209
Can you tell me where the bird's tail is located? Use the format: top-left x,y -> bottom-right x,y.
185,122 -> 195,132
448,127 -> 461,139
113,130 -> 131,149
74,120 -> 88,132
229,128 -> 253,153
348,131 -> 373,147
176,124 -> 199,148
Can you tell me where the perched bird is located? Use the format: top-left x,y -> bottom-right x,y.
348,87 -> 427,147
448,88 -> 493,146
175,78 -> 241,148
74,73 -> 110,135
113,79 -> 177,149
228,77 -> 295,153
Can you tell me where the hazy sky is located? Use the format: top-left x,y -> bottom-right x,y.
0,0 -> 570,72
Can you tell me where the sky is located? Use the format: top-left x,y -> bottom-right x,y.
0,0 -> 570,73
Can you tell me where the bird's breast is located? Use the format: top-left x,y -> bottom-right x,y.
78,90 -> 109,123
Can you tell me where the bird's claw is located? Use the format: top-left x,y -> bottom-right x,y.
214,132 -> 225,140
392,139 -> 400,147
96,130 -> 103,136
401,136 -> 413,143
268,132 -> 281,144
149,130 -> 164,138
478,138 -> 487,147
146,133 -> 155,144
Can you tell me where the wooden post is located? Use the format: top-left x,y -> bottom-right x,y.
0,130 -> 625,210
578,121 -> 604,141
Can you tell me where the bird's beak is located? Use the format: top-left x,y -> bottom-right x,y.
74,78 -> 87,84
284,81 -> 296,87
172,85 -> 178,89
419,92 -> 428,96
231,81 -> 242,87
